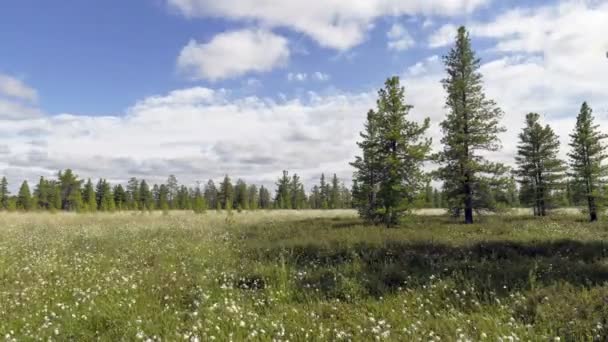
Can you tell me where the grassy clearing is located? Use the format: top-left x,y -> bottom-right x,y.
0,211 -> 607,341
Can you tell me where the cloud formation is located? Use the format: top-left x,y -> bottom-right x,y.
168,0 -> 490,50
177,29 -> 290,81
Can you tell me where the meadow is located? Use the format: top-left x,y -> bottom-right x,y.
0,210 -> 607,341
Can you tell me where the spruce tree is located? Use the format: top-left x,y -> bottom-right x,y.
113,184 -> 126,210
351,109 -> 381,219
158,184 -> 170,211
166,175 -> 179,209
126,177 -> 140,210
100,181 -> 115,212
234,179 -> 249,210
319,173 -> 329,209
515,113 -> 566,216
329,174 -> 341,209
58,169 -> 83,211
0,176 -> 9,210
83,179 -> 97,212
33,177 -> 49,210
568,102 -> 607,222
218,175 -> 234,210
435,26 -> 506,224
247,184 -> 259,210
192,186 -> 206,214
204,180 -> 218,210
258,185 -> 271,209
352,76 -> 431,226
275,171 -> 291,209
139,180 -> 153,211
17,181 -> 32,211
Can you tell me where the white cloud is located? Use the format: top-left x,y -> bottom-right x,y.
0,86 -> 377,189
312,72 -> 330,81
386,23 -> 415,51
428,23 -> 458,48
168,0 -> 490,50
287,72 -> 307,82
0,74 -> 37,102
177,29 -> 290,81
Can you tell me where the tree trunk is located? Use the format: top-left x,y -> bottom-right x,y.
464,179 -> 473,224
588,195 -> 598,222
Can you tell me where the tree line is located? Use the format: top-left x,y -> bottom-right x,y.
352,26 -> 607,225
0,171 -> 353,213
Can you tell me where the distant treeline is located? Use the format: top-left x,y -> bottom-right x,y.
0,170 -> 354,212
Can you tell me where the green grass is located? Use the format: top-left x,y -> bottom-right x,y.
0,210 -> 607,341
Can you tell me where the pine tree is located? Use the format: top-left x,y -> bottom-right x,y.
568,102 -> 607,222
247,184 -> 259,210
113,184 -> 126,210
100,181 -> 115,212
435,26 -> 506,224
424,181 -> 434,208
17,180 -> 33,211
83,179 -> 97,212
329,174 -> 341,209
259,185 -> 271,209
234,179 -> 249,210
275,171 -> 291,209
139,180 -> 153,211
0,176 -> 9,210
515,113 -> 566,216
33,177 -> 49,210
319,173 -> 329,209
58,169 -> 83,211
158,184 -> 170,211
204,180 -> 218,210
192,185 -> 206,214
352,77 -> 431,226
166,175 -> 179,209
309,185 -> 321,209
351,110 -> 381,218
218,175 -> 234,210
126,177 -> 140,210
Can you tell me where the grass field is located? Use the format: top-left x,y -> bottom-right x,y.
1,210 -> 607,341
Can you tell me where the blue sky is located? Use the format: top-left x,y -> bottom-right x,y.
0,0 -> 607,188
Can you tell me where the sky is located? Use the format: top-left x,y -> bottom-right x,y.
0,0 -> 607,190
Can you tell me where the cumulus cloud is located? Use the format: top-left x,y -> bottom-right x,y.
386,23 -> 415,51
167,0 -> 490,50
0,86 -> 377,189
177,29 -> 290,81
0,74 -> 37,102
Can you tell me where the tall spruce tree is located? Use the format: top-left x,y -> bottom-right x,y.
351,110 -> 381,219
234,179 -> 249,210
515,113 -> 566,216
126,177 -> 140,210
352,76 -> 431,226
435,26 -> 506,224
568,102 -> 607,222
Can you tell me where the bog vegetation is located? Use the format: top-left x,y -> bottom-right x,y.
0,211 -> 607,341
